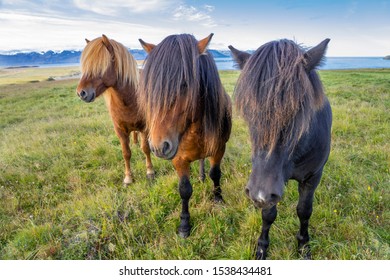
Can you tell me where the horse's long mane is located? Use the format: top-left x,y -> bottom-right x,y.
139,34 -> 228,154
80,36 -> 139,90
234,39 -> 325,156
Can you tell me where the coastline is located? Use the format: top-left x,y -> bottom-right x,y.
1,58 -> 390,85
4,65 -> 39,69
2,56 -> 390,71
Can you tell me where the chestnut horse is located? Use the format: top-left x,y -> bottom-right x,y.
139,33 -> 232,237
229,39 -> 332,259
76,34 -> 155,185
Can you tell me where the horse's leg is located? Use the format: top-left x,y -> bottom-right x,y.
199,159 -> 205,182
209,145 -> 226,203
257,205 -> 277,260
296,171 -> 322,260
172,158 -> 192,238
132,131 -> 138,145
139,132 -> 155,180
115,128 -> 132,185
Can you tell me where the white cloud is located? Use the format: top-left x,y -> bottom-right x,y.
0,11 -> 173,51
204,5 -> 215,12
0,0 -> 219,51
173,4 -> 216,27
1,1 -> 389,56
73,0 -> 179,15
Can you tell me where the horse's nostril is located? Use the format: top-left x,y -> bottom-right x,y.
80,90 -> 87,99
162,141 -> 171,155
268,193 -> 281,205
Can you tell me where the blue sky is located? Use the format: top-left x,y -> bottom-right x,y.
0,0 -> 389,56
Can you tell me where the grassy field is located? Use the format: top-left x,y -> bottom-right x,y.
0,66 -> 80,85
0,67 -> 389,260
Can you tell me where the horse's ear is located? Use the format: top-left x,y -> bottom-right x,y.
85,38 -> 90,44
102,34 -> 115,59
139,39 -> 156,54
304,38 -> 330,71
228,45 -> 251,69
198,33 -> 213,54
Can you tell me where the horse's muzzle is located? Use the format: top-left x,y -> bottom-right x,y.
78,89 -> 95,103
149,140 -> 177,160
245,187 -> 281,209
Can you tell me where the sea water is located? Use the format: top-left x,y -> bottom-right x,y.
214,56 -> 390,70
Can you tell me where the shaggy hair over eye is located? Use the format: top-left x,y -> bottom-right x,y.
234,39 -> 325,156
80,37 -> 139,90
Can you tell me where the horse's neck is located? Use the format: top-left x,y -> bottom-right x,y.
103,84 -> 142,126
104,83 -> 137,109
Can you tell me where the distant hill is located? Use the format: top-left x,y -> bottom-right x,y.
0,49 -> 232,67
208,49 -> 230,58
384,55 -> 390,60
0,50 -> 81,66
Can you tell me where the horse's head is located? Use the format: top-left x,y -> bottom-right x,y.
138,34 -> 213,160
76,35 -> 119,103
146,94 -> 190,160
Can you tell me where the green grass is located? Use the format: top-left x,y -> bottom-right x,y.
0,68 -> 389,260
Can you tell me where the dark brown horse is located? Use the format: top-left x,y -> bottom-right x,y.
229,39 -> 332,259
76,34 -> 155,185
139,33 -> 232,237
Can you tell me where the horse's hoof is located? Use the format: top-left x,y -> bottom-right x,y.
123,176 -> 133,185
146,172 -> 155,181
178,227 -> 191,238
214,195 -> 224,204
300,249 -> 312,260
146,169 -> 155,181
256,249 -> 267,260
298,244 -> 312,260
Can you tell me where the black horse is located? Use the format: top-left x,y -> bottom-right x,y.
229,38 -> 332,259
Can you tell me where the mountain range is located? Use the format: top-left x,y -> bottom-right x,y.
0,49 -> 232,67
